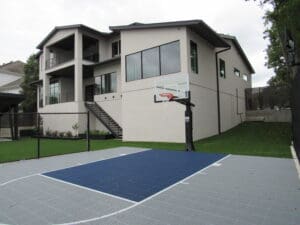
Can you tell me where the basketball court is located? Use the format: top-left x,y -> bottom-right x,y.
0,147 -> 299,225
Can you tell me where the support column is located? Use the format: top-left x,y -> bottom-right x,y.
74,30 -> 83,102
43,46 -> 49,106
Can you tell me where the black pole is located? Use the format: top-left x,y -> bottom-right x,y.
185,92 -> 195,151
87,111 -> 90,151
37,113 -> 40,158
13,106 -> 19,140
8,108 -> 14,140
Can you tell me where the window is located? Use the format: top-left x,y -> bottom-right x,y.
38,86 -> 43,108
49,81 -> 60,104
95,72 -> 117,94
243,74 -> 248,81
190,41 -> 198,74
142,47 -> 160,78
219,59 -> 226,78
126,52 -> 142,81
125,41 -> 181,82
112,40 -> 121,57
234,68 -> 240,77
160,41 -> 181,75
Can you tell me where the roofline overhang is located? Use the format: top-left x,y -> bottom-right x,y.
110,20 -> 230,48
219,34 -> 255,74
36,24 -> 114,49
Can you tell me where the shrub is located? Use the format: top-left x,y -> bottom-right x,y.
59,132 -> 65,138
52,130 -> 58,137
45,128 -> 51,137
66,131 -> 73,137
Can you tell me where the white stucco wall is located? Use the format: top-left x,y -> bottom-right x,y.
120,27 -> 188,143
218,39 -> 252,132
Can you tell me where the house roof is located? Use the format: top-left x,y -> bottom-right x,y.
0,61 -> 25,74
109,20 -> 230,48
0,77 -> 23,92
0,92 -> 24,113
219,34 -> 255,74
37,24 -> 113,49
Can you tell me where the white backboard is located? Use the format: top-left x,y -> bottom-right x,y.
154,75 -> 189,102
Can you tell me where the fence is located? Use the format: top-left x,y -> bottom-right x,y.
0,112 -> 93,163
245,86 -> 290,110
292,67 -> 300,160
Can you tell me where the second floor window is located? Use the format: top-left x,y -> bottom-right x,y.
190,41 -> 198,74
234,68 -> 240,77
38,86 -> 43,108
126,41 -> 181,82
49,81 -> 60,104
95,72 -> 117,94
112,40 -> 121,57
219,59 -> 226,78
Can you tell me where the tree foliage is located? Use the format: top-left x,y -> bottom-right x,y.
248,0 -> 300,87
20,54 -> 39,112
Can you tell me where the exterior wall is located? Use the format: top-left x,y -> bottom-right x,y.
121,27 -> 189,142
218,39 -> 252,132
187,29 -> 219,140
246,109 -> 291,122
94,61 -> 122,126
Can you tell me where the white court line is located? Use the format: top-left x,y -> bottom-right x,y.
54,154 -> 232,225
0,173 -> 39,187
290,144 -> 300,180
39,174 -> 136,204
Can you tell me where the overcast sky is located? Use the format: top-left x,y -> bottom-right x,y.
0,0 -> 274,87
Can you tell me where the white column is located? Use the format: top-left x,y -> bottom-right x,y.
42,46 -> 49,106
74,30 -> 83,102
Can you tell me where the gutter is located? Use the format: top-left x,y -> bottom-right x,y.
215,46 -> 231,134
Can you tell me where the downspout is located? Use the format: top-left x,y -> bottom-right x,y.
215,46 -> 231,134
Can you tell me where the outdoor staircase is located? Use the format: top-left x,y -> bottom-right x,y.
85,102 -> 122,138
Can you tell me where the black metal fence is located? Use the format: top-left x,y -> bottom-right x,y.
0,112 -> 91,162
245,86 -> 290,110
291,67 -> 300,160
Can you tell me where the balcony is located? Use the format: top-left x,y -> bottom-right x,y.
45,54 -> 73,70
46,91 -> 74,105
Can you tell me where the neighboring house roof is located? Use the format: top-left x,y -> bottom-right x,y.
219,34 -> 255,74
109,20 -> 230,48
37,24 -> 113,49
0,92 -> 24,113
0,78 -> 23,93
0,69 -> 23,94
0,61 -> 25,74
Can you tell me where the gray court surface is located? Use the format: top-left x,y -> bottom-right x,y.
0,147 -> 299,225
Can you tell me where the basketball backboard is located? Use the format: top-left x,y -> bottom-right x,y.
154,75 -> 189,102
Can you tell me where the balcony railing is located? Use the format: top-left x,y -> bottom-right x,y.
46,92 -> 74,105
83,52 -> 99,62
45,54 -> 74,70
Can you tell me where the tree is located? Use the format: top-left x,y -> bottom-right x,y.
248,0 -> 300,86
20,54 -> 39,112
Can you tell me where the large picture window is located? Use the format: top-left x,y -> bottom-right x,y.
95,72 -> 117,94
49,81 -> 60,104
126,52 -> 142,81
142,47 -> 160,78
125,41 -> 181,82
190,41 -> 198,74
219,59 -> 226,78
160,41 -> 180,75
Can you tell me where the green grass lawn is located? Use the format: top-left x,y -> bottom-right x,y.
0,122 -> 291,163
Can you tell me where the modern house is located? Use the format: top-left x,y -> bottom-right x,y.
35,20 -> 254,143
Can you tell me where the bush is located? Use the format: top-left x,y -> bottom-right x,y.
66,131 -> 73,137
89,130 -> 110,135
45,129 -> 51,136
59,132 -> 65,138
52,130 -> 58,137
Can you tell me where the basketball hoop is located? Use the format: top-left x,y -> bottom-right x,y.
159,93 -> 176,101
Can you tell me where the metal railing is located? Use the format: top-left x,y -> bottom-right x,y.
46,91 -> 74,105
83,52 -> 99,62
45,54 -> 74,70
